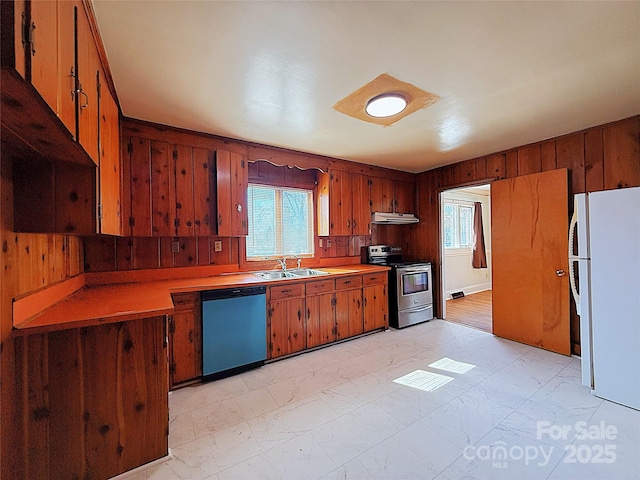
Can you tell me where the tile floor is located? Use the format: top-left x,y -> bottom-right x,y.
129,320 -> 640,479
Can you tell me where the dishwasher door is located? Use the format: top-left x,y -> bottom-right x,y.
201,286 -> 267,380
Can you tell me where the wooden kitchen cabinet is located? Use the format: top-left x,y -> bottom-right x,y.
57,0 -> 77,137
306,292 -> 336,348
29,0 -> 58,114
335,275 -> 363,338
174,145 -> 215,237
268,284 -> 305,358
318,170 -> 371,236
363,273 -> 389,332
216,149 -> 248,236
193,147 -> 215,236
371,177 -> 415,214
170,292 -> 202,387
97,71 -> 122,235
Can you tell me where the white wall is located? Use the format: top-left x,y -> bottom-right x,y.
443,188 -> 492,297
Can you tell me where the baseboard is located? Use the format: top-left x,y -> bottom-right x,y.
110,449 -> 173,479
445,283 -> 491,299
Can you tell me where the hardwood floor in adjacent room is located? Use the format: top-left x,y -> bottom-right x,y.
444,290 -> 492,333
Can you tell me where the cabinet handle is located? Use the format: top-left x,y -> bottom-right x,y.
70,67 -> 76,101
344,280 -> 351,285
347,219 -> 351,228
218,215 -> 223,225
307,308 -> 310,319
29,21 -> 36,56
188,331 -> 193,343
282,289 -> 291,295
77,87 -> 89,109
352,219 -> 357,230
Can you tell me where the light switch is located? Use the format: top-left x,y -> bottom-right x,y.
171,241 -> 180,253
214,241 -> 222,252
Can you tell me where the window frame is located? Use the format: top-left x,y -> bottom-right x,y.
443,201 -> 475,251
239,179 -> 320,271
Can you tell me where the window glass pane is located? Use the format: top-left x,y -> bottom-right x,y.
246,184 -> 314,259
459,205 -> 473,247
444,203 -> 457,248
246,185 -> 276,257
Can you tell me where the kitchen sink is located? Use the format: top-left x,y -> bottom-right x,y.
286,269 -> 330,277
252,269 -> 330,280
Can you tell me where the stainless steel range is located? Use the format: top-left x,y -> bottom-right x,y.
366,245 -> 434,328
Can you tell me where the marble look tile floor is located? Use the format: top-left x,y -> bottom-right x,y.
129,320 -> 640,480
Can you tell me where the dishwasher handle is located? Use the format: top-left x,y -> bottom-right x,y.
201,286 -> 266,301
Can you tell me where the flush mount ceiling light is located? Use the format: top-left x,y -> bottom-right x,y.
333,73 -> 439,126
365,93 -> 407,118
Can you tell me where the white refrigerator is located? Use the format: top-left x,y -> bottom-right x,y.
569,186 -> 640,410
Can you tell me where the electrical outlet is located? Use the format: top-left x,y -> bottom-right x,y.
327,239 -> 332,247
319,238 -> 323,248
171,241 -> 180,253
214,240 -> 222,252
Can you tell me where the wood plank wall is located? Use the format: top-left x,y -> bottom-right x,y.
1,152 -> 85,479
408,115 -> 640,355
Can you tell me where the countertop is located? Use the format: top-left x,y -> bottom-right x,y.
14,265 -> 390,335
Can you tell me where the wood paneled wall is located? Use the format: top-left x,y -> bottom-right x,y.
1,152 -> 85,479
409,115 -> 640,354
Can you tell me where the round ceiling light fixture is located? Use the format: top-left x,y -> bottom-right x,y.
365,93 -> 407,118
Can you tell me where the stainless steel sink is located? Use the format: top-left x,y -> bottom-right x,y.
252,271 -> 295,280
252,269 -> 329,280
286,269 -> 330,277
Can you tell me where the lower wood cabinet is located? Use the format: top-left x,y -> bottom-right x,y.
170,292 -> 202,387
268,283 -> 305,358
306,291 -> 336,348
15,316 -> 168,479
363,273 -> 389,332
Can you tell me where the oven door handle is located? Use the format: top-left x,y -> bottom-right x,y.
398,268 -> 430,275
403,305 -> 432,313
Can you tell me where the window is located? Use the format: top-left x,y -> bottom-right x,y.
246,184 -> 314,259
444,202 -> 473,249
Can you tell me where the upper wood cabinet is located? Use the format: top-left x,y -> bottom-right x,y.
57,0 -> 77,137
215,149 -> 248,237
318,170 -> 371,236
370,177 -> 415,214
29,0 -> 58,114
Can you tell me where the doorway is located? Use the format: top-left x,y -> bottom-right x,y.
440,184 -> 492,333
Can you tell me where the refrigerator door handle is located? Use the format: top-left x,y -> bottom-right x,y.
569,258 -> 581,315
569,207 -> 579,258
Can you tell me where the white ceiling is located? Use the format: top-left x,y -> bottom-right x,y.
92,1 -> 640,173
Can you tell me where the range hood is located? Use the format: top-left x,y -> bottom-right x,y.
371,212 -> 419,224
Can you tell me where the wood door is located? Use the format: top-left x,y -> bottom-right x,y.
76,5 -> 99,163
193,148 -> 214,236
306,294 -> 336,348
336,289 -> 363,339
394,180 -> 415,213
492,168 -> 570,355
216,149 -> 232,236
29,0 -> 58,113
129,137 -> 152,236
57,0 -> 76,137
329,170 -> 352,235
150,141 -> 174,236
363,284 -> 388,332
287,298 -> 306,354
171,309 -> 197,385
98,78 -> 121,235
370,177 -> 394,213
269,298 -> 305,357
230,152 -> 248,236
174,144 -> 195,237
352,173 -> 371,235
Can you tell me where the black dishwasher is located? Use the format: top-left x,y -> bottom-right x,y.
201,286 -> 267,381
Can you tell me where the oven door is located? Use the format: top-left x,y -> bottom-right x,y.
396,265 -> 433,311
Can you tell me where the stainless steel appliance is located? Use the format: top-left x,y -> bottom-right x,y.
366,245 -> 433,328
201,286 -> 267,381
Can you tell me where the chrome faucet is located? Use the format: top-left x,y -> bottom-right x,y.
297,258 -> 302,270
277,258 -> 287,272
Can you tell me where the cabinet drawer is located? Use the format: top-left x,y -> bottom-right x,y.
172,292 -> 200,308
270,283 -> 303,300
363,272 -> 387,286
336,276 -> 362,290
305,279 -> 335,295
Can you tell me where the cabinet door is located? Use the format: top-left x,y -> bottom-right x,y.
76,5 -> 99,163
215,149 -> 232,236
57,0 -> 76,137
394,180 -> 415,214
174,144 -> 195,237
329,169 -> 352,235
171,308 -> 198,386
29,0 -> 58,113
336,289 -> 363,339
269,298 -> 305,358
306,293 -> 336,348
230,151 -> 248,236
98,75 -> 121,235
13,0 -> 27,78
363,284 -> 388,332
193,148 -> 214,236
370,177 -> 394,213
150,141 -> 175,236
129,137 -> 153,236
351,173 -> 371,235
